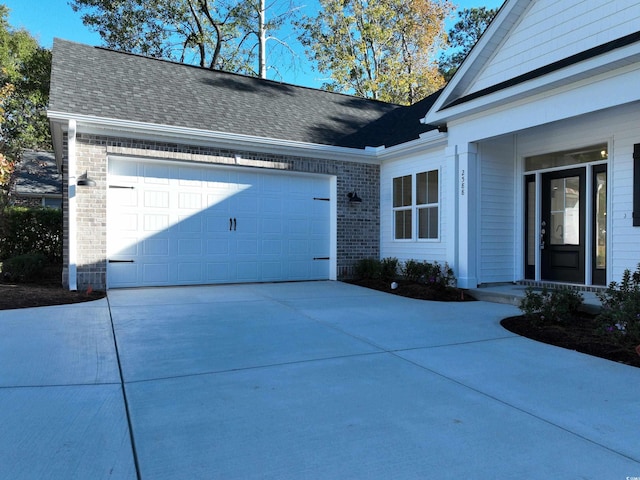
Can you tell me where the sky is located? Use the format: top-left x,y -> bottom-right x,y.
4,0 -> 505,88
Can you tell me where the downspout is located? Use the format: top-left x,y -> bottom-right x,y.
67,119 -> 78,291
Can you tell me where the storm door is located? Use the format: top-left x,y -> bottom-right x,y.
540,168 -> 585,283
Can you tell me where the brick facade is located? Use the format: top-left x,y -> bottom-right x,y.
63,134 -> 380,290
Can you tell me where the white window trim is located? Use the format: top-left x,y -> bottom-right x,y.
392,168 -> 441,242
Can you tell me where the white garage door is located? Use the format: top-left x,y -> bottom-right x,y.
107,158 -> 331,288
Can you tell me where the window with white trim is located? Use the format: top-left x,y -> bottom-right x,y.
393,170 -> 439,240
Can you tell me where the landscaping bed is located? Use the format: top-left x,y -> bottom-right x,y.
501,314 -> 640,368
0,281 -> 105,310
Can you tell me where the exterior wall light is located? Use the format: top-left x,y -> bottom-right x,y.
347,191 -> 362,202
77,171 -> 96,187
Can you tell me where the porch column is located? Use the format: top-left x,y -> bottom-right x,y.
456,143 -> 479,289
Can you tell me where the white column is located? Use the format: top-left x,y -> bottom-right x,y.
445,145 -> 458,275
67,119 -> 78,291
456,143 -> 479,289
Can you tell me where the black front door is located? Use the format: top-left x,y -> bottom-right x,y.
541,168 -> 586,283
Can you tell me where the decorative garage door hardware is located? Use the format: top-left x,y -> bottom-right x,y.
229,218 -> 237,231
314,197 -> 330,201
108,259 -> 134,263
313,257 -> 330,260
108,185 -> 135,189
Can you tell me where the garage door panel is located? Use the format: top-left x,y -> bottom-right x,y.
177,263 -> 203,283
108,158 -> 331,287
109,263 -> 138,286
143,238 -> 169,256
144,214 -> 170,232
178,192 -> 202,209
143,264 -> 169,284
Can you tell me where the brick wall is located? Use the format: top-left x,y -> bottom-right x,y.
62,133 -> 380,290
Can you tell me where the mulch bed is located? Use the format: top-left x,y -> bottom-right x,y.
346,278 -> 475,302
501,315 -> 640,368
0,282 -> 105,310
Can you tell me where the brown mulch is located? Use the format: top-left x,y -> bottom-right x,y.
346,278 -> 476,302
501,315 -> 640,368
0,282 -> 105,310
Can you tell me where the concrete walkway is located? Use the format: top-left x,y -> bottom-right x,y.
1,281 -> 639,479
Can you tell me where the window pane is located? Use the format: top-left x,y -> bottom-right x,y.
402,175 -> 412,206
393,177 -> 403,207
595,171 -> 606,269
525,144 -> 607,171
417,172 -> 427,205
395,210 -> 411,239
418,207 -> 438,239
393,175 -> 412,207
427,170 -> 438,204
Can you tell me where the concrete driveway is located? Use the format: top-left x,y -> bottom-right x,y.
2,281 -> 639,479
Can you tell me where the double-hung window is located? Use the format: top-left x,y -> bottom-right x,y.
393,170 -> 439,240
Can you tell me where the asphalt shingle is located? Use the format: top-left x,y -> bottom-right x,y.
49,39 -> 438,149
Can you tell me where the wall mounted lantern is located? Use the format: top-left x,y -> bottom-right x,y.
77,171 -> 96,187
347,191 -> 362,203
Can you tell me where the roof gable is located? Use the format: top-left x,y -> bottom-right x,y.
49,39 -> 435,150
424,0 -> 640,124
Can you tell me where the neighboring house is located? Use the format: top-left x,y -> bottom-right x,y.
11,150 -> 62,209
48,0 -> 640,291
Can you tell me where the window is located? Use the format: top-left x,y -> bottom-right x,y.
393,170 -> 439,240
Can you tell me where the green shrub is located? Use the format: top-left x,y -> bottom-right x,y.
519,286 -> 584,323
423,261 -> 456,288
1,252 -> 48,282
401,259 -> 424,282
379,257 -> 399,281
354,258 -> 382,280
0,207 -> 62,262
596,265 -> 640,343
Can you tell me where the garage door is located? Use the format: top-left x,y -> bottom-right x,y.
107,158 -> 331,288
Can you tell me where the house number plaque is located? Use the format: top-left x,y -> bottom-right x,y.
460,169 -> 466,196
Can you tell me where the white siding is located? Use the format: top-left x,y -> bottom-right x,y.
515,101 -> 640,283
478,136 -> 516,283
469,0 -> 640,94
380,148 -> 449,265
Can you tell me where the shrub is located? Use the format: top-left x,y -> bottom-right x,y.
1,252 -> 48,282
519,286 -> 584,323
423,261 -> 456,288
596,265 -> 640,343
354,258 -> 381,280
0,207 -> 62,262
379,257 -> 399,281
401,259 -> 424,282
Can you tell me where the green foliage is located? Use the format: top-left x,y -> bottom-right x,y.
0,6 -> 52,158
379,257 -> 399,281
1,252 -> 47,282
519,287 -> 584,323
401,259 -> 424,282
0,207 -> 62,263
354,258 -> 382,279
296,0 -> 451,104
439,7 -> 497,81
400,259 -> 455,288
596,265 -> 640,343
69,0 -> 296,77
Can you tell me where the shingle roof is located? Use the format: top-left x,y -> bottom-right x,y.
49,39 -> 437,149
12,150 -> 61,196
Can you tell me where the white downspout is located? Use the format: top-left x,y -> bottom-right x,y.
67,119 -> 78,291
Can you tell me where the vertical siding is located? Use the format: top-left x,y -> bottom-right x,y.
478,136 -> 516,283
380,148 -> 449,265
470,0 -> 640,94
